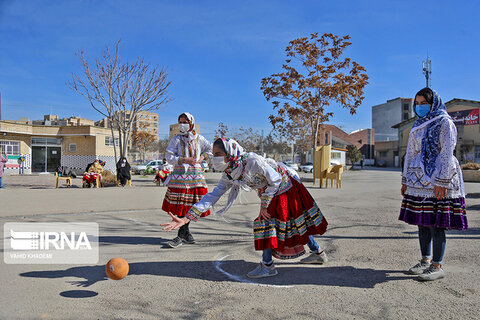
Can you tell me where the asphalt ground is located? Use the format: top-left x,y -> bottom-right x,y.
0,169 -> 479,319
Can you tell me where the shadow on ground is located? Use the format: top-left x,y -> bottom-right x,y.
19,260 -> 409,290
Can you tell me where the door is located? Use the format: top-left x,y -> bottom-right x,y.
47,147 -> 61,172
32,146 -> 46,172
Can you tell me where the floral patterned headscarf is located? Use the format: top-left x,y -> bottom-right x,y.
220,138 -> 245,173
215,138 -> 248,215
411,89 -> 451,177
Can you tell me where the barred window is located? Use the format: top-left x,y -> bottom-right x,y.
105,137 -> 119,146
0,141 -> 20,155
69,143 -> 77,152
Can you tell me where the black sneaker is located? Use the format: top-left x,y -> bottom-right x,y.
167,237 -> 183,248
181,233 -> 196,244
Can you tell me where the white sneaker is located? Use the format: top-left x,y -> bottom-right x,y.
408,260 -> 431,275
299,251 -> 328,264
247,262 -> 278,279
418,265 -> 445,281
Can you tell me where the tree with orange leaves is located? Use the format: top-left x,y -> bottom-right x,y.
261,33 -> 369,150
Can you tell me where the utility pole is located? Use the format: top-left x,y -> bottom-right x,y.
422,56 -> 432,88
260,129 -> 264,155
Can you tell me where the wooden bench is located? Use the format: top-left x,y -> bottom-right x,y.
55,172 -> 72,188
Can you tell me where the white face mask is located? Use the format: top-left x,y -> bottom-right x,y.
212,156 -> 229,171
178,123 -> 190,134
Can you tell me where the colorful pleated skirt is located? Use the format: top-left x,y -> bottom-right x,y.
162,164 -> 211,218
398,194 -> 468,230
253,178 -> 328,259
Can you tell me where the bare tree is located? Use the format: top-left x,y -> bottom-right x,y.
68,40 -> 171,163
131,124 -> 158,162
214,122 -> 229,139
158,138 -> 170,159
261,32 -> 369,150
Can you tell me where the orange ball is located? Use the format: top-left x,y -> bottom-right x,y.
105,258 -> 129,280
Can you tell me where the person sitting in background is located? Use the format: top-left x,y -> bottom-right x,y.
116,157 -> 131,187
83,159 -> 105,187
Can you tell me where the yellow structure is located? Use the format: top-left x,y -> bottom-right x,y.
325,164 -> 344,188
55,172 -> 72,188
313,145 -> 331,187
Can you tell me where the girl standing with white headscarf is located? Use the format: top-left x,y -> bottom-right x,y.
399,88 -> 467,281
162,112 -> 213,248
162,138 -> 329,278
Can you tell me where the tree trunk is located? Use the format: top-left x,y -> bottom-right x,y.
110,126 -> 118,166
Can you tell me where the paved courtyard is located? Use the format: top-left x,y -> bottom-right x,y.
0,169 -> 479,319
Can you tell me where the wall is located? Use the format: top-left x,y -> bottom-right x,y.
372,98 -> 413,142
375,140 -> 399,167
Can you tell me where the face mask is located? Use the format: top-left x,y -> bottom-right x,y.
414,104 -> 431,118
213,156 -> 229,171
178,123 -> 190,134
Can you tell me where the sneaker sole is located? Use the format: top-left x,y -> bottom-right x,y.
418,274 -> 445,281
181,239 -> 196,244
167,242 -> 183,248
246,271 -> 278,279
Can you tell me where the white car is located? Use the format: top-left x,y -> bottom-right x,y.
201,160 -> 209,172
299,162 -> 314,173
132,160 -> 163,175
283,161 -> 299,172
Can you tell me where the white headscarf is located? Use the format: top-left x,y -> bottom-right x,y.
178,112 -> 197,142
216,138 -> 250,215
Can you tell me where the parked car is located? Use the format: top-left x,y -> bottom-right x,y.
201,160 -> 210,172
132,160 -> 164,175
376,159 -> 387,167
283,161 -> 299,172
299,162 -> 313,173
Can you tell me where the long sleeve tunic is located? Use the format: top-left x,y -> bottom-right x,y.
402,117 -> 464,198
186,155 -> 291,221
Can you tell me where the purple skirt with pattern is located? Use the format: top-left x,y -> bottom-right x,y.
398,194 -> 468,230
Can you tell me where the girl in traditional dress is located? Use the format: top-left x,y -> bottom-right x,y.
162,112 -> 213,248
162,138 -> 328,278
399,88 -> 468,281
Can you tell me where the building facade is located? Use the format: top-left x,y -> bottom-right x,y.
0,121 -> 119,175
392,98 -> 480,165
372,97 -> 414,142
318,124 -> 375,161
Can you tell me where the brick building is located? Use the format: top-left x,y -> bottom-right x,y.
0,120 -> 119,175
318,124 -> 375,160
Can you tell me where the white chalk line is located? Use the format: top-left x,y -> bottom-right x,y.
214,254 -> 293,288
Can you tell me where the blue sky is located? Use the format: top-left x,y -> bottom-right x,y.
1,0 -> 479,140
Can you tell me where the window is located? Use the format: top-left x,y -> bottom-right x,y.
69,143 -> 77,152
403,112 -> 409,120
32,137 -> 61,146
32,137 -> 46,145
331,152 -> 341,159
0,141 -> 20,155
403,103 -> 409,111
325,133 -> 329,145
105,137 -> 119,147
380,151 -> 388,157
